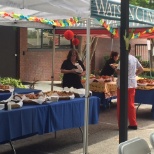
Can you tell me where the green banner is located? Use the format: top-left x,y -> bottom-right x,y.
91,0 -> 154,27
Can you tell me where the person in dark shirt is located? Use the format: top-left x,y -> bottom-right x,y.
100,51 -> 119,76
61,49 -> 85,89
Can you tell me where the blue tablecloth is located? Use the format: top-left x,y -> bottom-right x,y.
0,88 -> 41,101
135,89 -> 154,118
92,92 -> 116,109
0,96 -> 100,144
135,89 -> 154,105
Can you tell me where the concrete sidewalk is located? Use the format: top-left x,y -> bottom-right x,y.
23,81 -> 63,92
0,81 -> 154,154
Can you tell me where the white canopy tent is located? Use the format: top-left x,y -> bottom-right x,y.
0,5 -> 56,28
0,0 -> 90,18
0,0 -> 90,19
0,1 -> 92,154
0,0 -> 92,29
1,0 -> 154,25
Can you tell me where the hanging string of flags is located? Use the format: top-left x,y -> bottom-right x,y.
0,11 -> 153,38
131,27 -> 154,38
100,19 -> 119,37
100,19 -> 154,39
0,12 -> 80,27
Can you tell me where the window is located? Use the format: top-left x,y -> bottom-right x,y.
27,28 -> 71,49
135,44 -> 148,61
27,28 -> 41,48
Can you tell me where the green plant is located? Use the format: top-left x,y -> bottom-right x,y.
59,74 -> 63,81
135,55 -> 150,68
101,55 -> 110,69
0,77 -> 26,88
104,55 -> 110,62
135,56 -> 141,61
140,61 -> 150,68
91,69 -> 101,76
139,71 -> 154,79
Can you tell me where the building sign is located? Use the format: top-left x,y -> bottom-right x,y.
91,0 -> 154,27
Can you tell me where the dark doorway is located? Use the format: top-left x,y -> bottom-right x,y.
0,26 -> 19,78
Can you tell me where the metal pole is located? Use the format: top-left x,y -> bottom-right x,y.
149,50 -> 152,77
83,17 -> 90,154
147,39 -> 152,77
152,39 -> 154,75
51,27 -> 55,91
119,0 -> 129,143
111,37 -> 113,51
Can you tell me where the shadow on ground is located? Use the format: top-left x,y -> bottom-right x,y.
0,103 -> 154,154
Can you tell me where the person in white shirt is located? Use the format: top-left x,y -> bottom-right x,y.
115,44 -> 144,130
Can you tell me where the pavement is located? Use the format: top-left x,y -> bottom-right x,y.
1,81 -> 154,154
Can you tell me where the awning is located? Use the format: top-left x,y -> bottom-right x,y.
55,28 -> 154,38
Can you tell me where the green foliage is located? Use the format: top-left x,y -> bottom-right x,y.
139,72 -> 154,79
140,61 -> 150,68
91,69 -> 101,76
130,0 -> 154,9
43,29 -> 52,34
28,30 -> 37,38
104,55 -> 110,61
135,55 -> 150,68
0,77 -> 26,88
102,55 -> 110,67
135,56 -> 141,61
59,74 -> 63,81
99,55 -> 109,74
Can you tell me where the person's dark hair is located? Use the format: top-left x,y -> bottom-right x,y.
110,51 -> 119,59
67,49 -> 79,60
128,44 -> 131,52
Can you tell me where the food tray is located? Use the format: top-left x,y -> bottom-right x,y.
137,83 -> 147,86
0,99 -> 23,110
0,85 -> 14,93
14,92 -> 46,105
136,86 -> 154,90
44,91 -> 75,102
23,100 -> 46,105
104,79 -> 111,82
147,83 -> 154,86
50,96 -> 71,101
0,90 -> 11,93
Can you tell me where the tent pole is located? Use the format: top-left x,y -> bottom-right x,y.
152,39 -> 154,76
149,49 -> 152,77
51,27 -> 55,91
119,0 -> 129,143
111,35 -> 114,51
147,39 -> 152,77
83,17 -> 90,154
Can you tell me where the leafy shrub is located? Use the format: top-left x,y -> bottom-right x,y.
140,61 -> 150,68
0,77 -> 26,88
139,71 -> 154,79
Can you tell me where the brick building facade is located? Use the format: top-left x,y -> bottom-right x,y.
19,28 -> 148,82
19,28 -> 69,81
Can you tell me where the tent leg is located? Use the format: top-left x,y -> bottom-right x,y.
83,17 -> 90,154
9,140 -> 16,154
51,26 -> 56,91
79,127 -> 83,142
111,35 -> 114,51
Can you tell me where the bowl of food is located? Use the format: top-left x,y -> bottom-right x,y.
137,83 -> 147,86
137,79 -> 147,86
